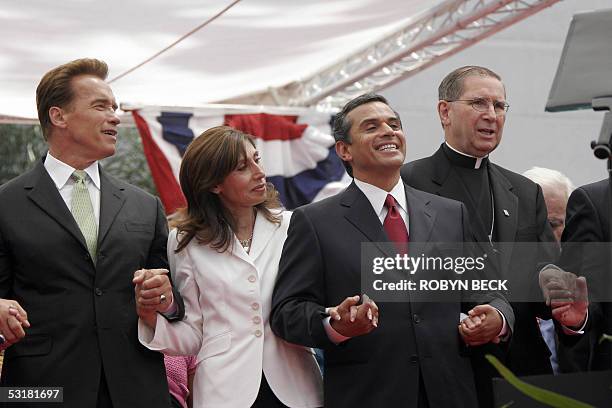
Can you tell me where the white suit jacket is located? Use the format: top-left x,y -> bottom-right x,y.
139,210 -> 323,408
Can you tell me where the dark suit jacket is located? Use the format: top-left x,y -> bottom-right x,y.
271,181 -> 512,408
401,146 -> 559,408
401,145 -> 557,377
559,179 -> 612,371
0,160 -> 184,408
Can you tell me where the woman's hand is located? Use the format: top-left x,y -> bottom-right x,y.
133,268 -> 174,328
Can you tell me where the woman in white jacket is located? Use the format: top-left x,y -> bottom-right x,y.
137,126 -> 323,408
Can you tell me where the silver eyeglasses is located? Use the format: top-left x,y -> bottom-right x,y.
447,98 -> 510,115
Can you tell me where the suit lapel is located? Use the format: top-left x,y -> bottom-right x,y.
244,210 -> 279,275
341,183 -> 393,258
431,148 -> 474,211
429,146 -> 453,195
430,147 -> 491,244
404,185 -> 436,243
226,210 -> 279,270
98,169 -> 126,248
489,164 -> 518,272
26,161 -> 88,252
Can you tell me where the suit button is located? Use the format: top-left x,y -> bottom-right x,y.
84,253 -> 90,260
251,302 -> 259,310
413,314 -> 420,324
248,275 -> 256,283
254,330 -> 262,337
410,354 -> 418,363
95,288 -> 103,296
253,316 -> 261,324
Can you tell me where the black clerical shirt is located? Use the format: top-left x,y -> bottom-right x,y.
442,143 -> 496,242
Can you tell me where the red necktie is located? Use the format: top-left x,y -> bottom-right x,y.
383,194 -> 409,254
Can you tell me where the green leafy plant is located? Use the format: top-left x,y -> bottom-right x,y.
598,333 -> 612,345
486,354 -> 594,408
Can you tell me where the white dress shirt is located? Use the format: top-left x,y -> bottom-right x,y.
354,177 -> 410,233
324,177 -> 409,344
323,177 -> 508,343
43,152 -> 101,225
43,152 -> 183,313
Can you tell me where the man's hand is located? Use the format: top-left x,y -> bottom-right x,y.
550,277 -> 588,329
459,304 -> 503,346
329,295 -> 379,338
539,266 -> 588,328
133,269 -> 173,327
0,299 -> 30,348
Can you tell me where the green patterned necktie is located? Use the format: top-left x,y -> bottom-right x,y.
71,170 -> 98,260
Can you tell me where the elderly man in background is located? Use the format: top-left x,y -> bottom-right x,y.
523,167 -> 574,243
523,166 -> 574,374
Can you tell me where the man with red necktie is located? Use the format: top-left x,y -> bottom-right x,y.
271,93 -> 514,408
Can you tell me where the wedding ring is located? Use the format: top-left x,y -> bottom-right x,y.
159,294 -> 167,304
0,333 -> 5,345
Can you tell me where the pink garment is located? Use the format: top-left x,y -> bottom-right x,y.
164,355 -> 197,408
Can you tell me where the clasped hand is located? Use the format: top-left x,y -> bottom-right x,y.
459,304 -> 503,346
539,266 -> 588,329
133,268 -> 173,327
0,299 -> 30,348
328,295 -> 379,338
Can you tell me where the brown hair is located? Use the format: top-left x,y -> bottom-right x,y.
438,65 -> 503,101
36,58 -> 108,140
174,126 -> 282,253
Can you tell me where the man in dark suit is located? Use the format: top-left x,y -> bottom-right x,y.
0,58 -> 184,407
559,179 -> 612,371
271,93 -> 514,407
401,65 -> 587,406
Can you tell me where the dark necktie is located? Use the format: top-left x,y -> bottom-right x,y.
383,194 -> 409,254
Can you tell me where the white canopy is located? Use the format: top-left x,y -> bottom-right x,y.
0,0 -> 442,119
2,0 -> 611,190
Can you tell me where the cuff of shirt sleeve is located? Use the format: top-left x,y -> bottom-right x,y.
160,298 -> 178,319
138,314 -> 170,350
323,316 -> 351,345
562,309 -> 588,335
493,307 -> 510,341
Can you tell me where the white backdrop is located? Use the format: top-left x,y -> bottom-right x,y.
1,0 -> 610,188
0,0 -> 437,118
